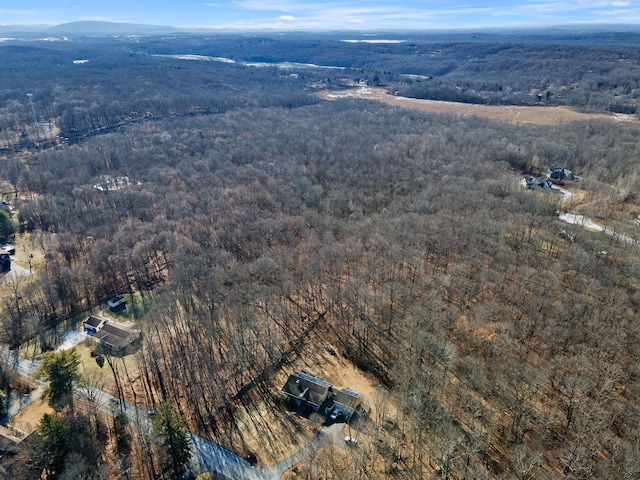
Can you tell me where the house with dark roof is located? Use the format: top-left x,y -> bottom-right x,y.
282,371 -> 363,420
83,314 -> 141,352
331,387 -> 361,421
282,371 -> 332,411
549,167 -> 577,181
525,177 -> 553,190
83,315 -> 107,332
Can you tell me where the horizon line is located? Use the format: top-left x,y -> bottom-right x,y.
4,19 -> 640,33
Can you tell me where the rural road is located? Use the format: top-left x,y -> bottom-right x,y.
558,212 -> 639,245
189,422 -> 347,480
75,384 -> 346,479
553,184 -> 639,245
519,178 -> 640,246
1,333 -> 342,480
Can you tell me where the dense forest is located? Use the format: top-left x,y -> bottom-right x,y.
1,30 -> 640,479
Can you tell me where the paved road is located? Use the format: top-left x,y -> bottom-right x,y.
0,350 -> 39,378
260,422 -> 346,480
80,383 -> 342,480
1,343 -> 336,480
0,350 -> 44,427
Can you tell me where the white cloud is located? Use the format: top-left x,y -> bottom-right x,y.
600,7 -> 640,16
234,1 -> 337,12
210,0 -> 640,30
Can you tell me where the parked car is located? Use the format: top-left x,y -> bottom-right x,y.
330,408 -> 341,420
0,201 -> 14,213
108,295 -> 126,309
2,244 -> 15,255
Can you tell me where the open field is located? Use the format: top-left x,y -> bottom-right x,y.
318,87 -> 638,125
10,396 -> 53,435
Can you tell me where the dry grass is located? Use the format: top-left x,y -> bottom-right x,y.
229,339 -> 381,466
318,87 -> 637,126
74,340 -> 116,387
10,396 -> 53,435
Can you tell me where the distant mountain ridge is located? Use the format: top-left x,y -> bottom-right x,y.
45,21 -> 179,35
3,20 -> 640,39
0,21 -> 178,37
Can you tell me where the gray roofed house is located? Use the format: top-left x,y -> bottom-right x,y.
282,371 -> 332,411
282,371 -> 364,421
83,314 -> 108,332
83,314 -> 141,352
331,387 -> 361,420
549,167 -> 576,181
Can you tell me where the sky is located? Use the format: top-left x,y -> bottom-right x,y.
1,0 -> 640,30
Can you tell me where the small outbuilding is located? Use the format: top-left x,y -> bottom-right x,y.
0,253 -> 10,272
0,201 -> 14,214
107,295 -> 126,311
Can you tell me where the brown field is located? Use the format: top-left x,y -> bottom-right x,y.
318,87 -> 637,125
11,396 -> 53,435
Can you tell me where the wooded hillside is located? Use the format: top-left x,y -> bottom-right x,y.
1,32 -> 640,479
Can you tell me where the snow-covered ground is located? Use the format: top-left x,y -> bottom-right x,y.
56,329 -> 89,351
558,213 -> 603,231
520,178 -> 640,245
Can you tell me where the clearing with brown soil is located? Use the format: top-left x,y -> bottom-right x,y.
318,87 -> 637,125
228,340 -> 381,467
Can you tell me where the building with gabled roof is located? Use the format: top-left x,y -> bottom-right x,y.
282,371 -> 332,411
282,371 -> 363,420
83,314 -> 141,352
83,314 -> 108,332
332,387 -> 361,420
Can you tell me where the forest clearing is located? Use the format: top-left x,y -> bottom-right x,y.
319,87 -> 637,125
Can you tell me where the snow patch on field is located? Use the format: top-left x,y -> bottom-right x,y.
57,330 -> 88,351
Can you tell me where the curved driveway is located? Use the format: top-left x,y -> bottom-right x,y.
1,344 -> 341,480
